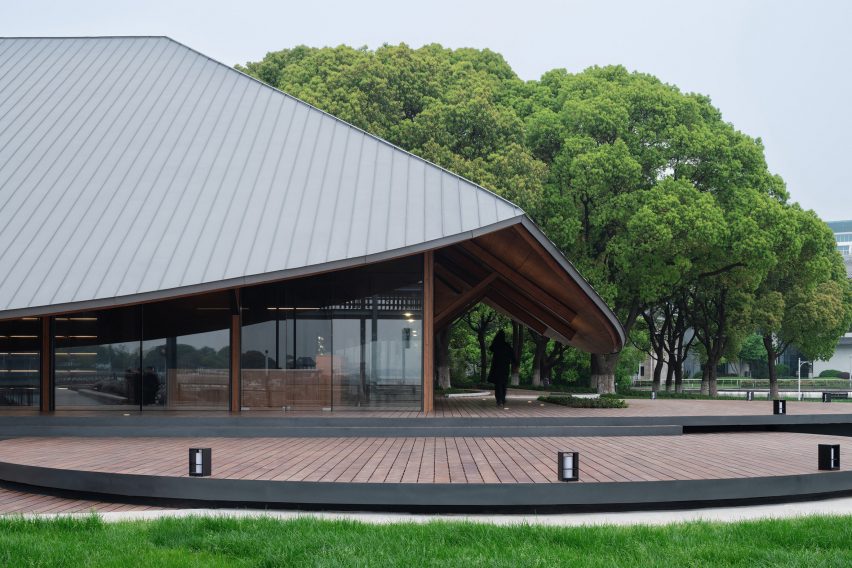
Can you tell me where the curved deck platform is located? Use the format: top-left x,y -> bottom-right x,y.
1,433 -> 850,512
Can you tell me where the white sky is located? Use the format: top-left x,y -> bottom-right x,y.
4,0 -> 851,220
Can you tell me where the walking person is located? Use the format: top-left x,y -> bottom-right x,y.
488,330 -> 515,409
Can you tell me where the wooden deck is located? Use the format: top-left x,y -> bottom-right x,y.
1,432 -> 847,486
0,485 -> 162,515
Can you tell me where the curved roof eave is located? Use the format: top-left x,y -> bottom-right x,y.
0,214 -> 626,354
518,216 -> 626,352
0,216 -> 526,321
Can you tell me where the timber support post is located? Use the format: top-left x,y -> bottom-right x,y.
423,251 -> 434,414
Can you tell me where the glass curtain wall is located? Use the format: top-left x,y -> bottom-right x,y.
54,291 -> 231,410
141,292 -> 231,410
241,276 -> 333,410
0,318 -> 41,407
54,306 -> 142,409
241,256 -> 423,411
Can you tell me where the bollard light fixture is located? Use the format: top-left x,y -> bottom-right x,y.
189,447 -> 212,477
746,391 -> 754,401
773,399 -> 786,415
818,444 -> 840,470
822,392 -> 832,403
557,451 -> 579,481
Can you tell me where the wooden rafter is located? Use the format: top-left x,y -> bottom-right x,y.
459,241 -> 578,324
434,272 -> 497,330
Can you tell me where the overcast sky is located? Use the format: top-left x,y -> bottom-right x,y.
4,0 -> 851,221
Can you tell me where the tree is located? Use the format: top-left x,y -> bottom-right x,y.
753,206 -> 852,398
238,47 -> 800,396
524,66 -> 783,393
510,321 -> 524,386
463,305 -> 499,384
435,327 -> 452,389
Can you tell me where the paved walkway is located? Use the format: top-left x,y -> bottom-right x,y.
4,489 -> 852,525
52,496 -> 852,525
1,432 -> 847,485
2,396 -> 851,419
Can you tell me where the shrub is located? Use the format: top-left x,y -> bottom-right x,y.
511,384 -> 596,393
819,370 -> 849,379
538,395 -> 628,408
616,388 -> 715,400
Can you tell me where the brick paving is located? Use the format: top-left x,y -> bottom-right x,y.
0,432 -> 847,487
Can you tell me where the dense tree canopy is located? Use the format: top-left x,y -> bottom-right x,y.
238,44 -> 851,393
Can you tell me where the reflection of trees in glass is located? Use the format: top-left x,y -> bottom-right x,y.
90,344 -> 139,372
175,344 -> 229,369
242,350 -> 277,369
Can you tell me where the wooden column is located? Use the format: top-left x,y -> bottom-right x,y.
40,316 -> 52,413
423,251 -> 434,414
230,289 -> 241,413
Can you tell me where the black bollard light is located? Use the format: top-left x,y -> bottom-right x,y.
818,444 -> 840,470
822,392 -> 832,403
189,447 -> 212,477
773,399 -> 786,415
746,391 -> 754,401
557,451 -> 579,481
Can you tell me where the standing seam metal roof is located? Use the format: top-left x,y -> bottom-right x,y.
0,36 -> 524,315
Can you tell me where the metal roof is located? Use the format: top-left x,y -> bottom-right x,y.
0,36 -> 526,315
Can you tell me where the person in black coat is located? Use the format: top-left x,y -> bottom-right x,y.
488,330 -> 515,408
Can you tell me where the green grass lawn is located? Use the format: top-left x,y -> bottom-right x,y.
1,515 -> 851,567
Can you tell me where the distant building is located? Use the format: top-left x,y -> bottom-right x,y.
812,221 -> 852,377
829,220 -> 852,279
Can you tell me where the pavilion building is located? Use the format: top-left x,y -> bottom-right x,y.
0,37 -> 623,414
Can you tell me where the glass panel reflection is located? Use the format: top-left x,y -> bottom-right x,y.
0,318 -> 40,407
241,256 -> 423,411
142,293 -> 231,409
54,307 -> 142,408
241,279 -> 333,410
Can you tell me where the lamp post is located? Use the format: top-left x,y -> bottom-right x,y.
797,358 -> 810,401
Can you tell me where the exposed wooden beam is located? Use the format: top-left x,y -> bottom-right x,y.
40,317 -> 51,413
437,247 -> 492,285
440,245 -> 578,341
459,241 -> 578,324
423,251 -> 434,414
489,280 -> 577,341
434,273 -> 497,331
434,263 -> 468,295
482,292 -> 548,335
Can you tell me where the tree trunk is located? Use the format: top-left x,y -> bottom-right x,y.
436,328 -> 451,390
764,334 -> 779,399
700,365 -> 710,396
591,353 -> 618,394
478,329 -> 488,385
674,363 -> 683,393
665,361 -> 675,392
652,352 -> 664,393
510,323 -> 523,386
709,363 -> 718,397
531,335 -> 546,387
